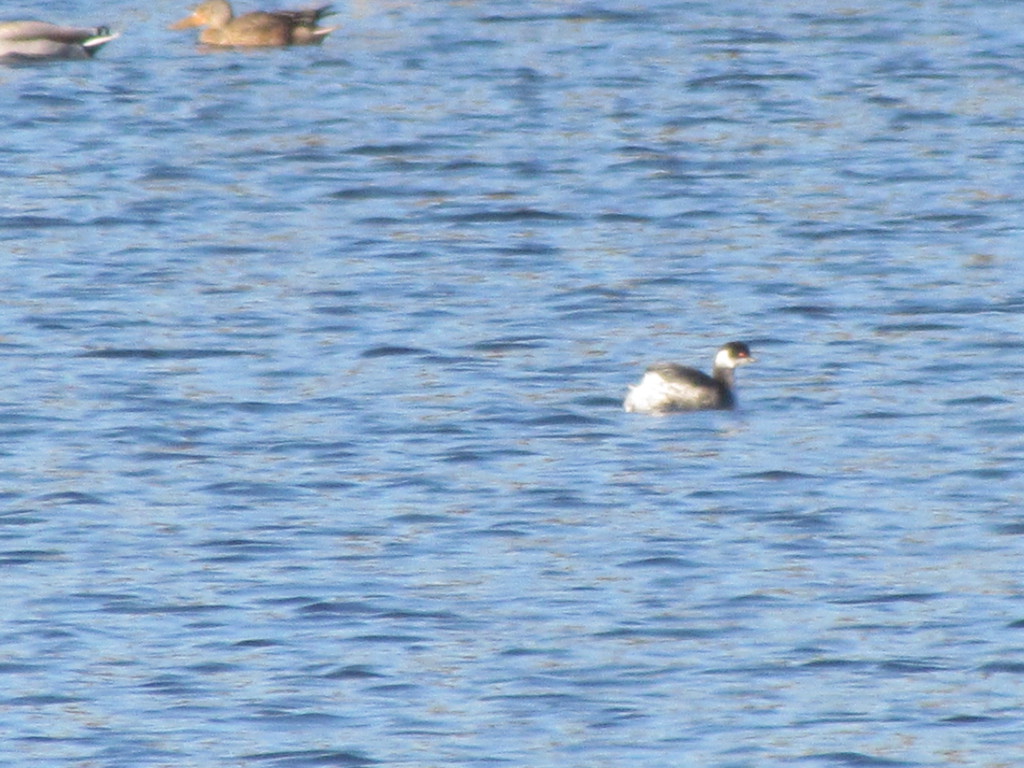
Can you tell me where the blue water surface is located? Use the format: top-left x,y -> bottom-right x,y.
3,0 -> 1024,766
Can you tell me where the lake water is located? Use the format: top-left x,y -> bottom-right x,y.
3,0 -> 1024,765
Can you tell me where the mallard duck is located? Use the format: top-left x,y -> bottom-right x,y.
624,342 -> 756,413
169,0 -> 336,46
0,20 -> 118,61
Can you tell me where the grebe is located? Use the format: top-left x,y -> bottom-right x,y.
624,341 -> 755,413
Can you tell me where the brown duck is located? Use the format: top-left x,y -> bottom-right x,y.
170,0 -> 336,46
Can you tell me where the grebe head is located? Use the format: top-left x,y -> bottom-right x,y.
714,341 -> 755,371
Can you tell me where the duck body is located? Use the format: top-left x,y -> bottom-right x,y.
0,20 -> 118,61
170,0 -> 336,46
624,341 -> 755,414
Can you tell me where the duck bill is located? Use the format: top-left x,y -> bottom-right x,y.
169,12 -> 203,30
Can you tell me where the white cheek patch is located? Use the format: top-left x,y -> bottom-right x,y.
714,349 -> 735,369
